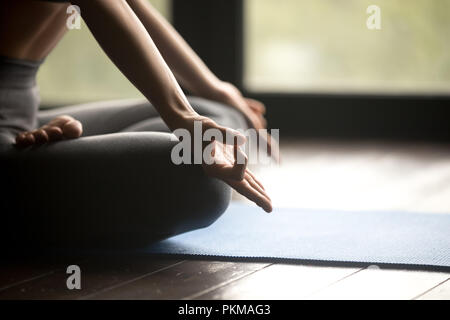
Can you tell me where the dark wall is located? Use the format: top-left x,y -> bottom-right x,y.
172,0 -> 243,87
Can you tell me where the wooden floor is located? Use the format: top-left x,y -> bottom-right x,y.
1,139 -> 450,300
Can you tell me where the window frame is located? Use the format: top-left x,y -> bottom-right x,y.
172,0 -> 450,141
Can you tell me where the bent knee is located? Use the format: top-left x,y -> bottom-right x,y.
189,175 -> 232,229
156,169 -> 232,239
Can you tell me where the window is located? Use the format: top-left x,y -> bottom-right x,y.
244,0 -> 450,94
37,0 -> 171,105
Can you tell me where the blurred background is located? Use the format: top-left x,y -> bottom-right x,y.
38,0 -> 450,105
245,0 -> 450,94
38,0 -> 170,103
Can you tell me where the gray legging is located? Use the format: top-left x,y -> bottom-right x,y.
0,57 -> 248,250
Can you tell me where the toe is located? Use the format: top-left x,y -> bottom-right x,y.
15,132 -> 28,147
48,115 -> 75,127
16,132 -> 39,148
25,132 -> 36,145
43,126 -> 64,141
62,120 -> 83,139
32,129 -> 49,144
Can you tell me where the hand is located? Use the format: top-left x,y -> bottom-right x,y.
202,139 -> 273,213
211,82 -> 279,162
214,82 -> 267,130
179,114 -> 272,213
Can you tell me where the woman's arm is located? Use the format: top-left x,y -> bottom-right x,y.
125,0 -> 223,100
71,0 -> 241,138
71,0 -> 197,132
124,0 -> 269,131
69,0 -> 272,212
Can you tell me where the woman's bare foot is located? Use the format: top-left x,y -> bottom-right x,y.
15,115 -> 83,148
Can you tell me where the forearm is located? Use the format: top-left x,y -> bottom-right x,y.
125,0 -> 224,99
71,0 -> 197,131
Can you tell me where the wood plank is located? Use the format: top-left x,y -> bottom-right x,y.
417,279 -> 450,300
0,255 -> 85,292
88,260 -> 270,300
0,256 -> 181,300
307,267 -> 450,300
0,265 -> 56,292
196,264 -> 361,300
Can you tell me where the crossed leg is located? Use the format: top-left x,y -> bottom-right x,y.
37,97 -> 248,136
1,97 -> 248,250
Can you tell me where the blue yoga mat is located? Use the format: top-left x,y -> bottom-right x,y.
146,203 -> 450,268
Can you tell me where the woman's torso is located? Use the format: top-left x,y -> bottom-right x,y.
0,0 -> 70,146
0,0 -> 70,62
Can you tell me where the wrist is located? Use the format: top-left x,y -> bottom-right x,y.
167,110 -> 199,132
194,80 -> 229,102
211,80 -> 231,100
